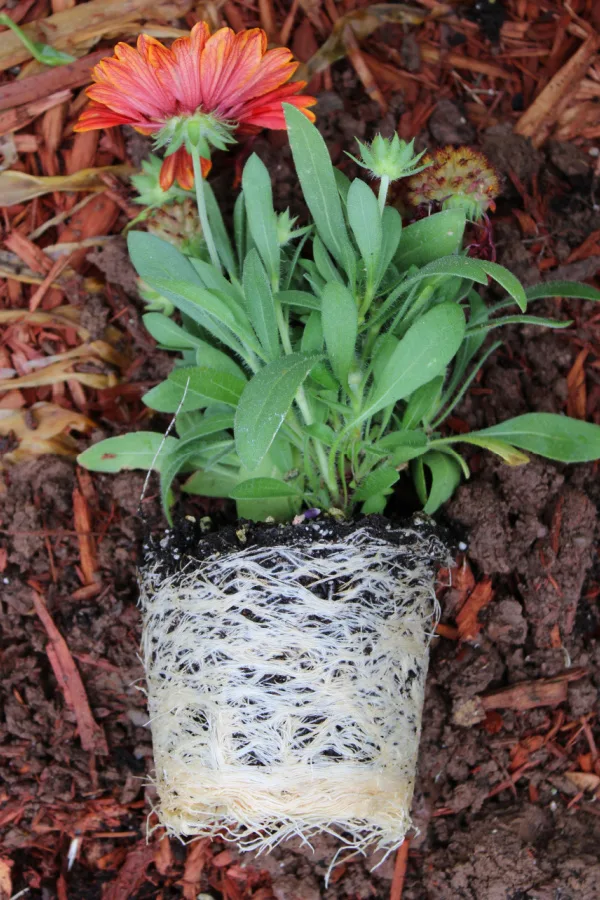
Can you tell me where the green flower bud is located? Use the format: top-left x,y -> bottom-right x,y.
347,134 -> 431,181
130,155 -> 191,209
154,112 -> 236,159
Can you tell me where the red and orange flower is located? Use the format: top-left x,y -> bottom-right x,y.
75,24 -> 316,191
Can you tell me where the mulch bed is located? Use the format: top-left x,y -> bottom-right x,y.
1,2 -> 599,898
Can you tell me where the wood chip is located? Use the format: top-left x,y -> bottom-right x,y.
31,590 -> 108,755
564,771 -> 600,793
481,668 -> 587,712
514,34 -> 600,147
456,577 -> 493,642
103,842 -> 155,900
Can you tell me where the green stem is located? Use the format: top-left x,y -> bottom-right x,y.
275,300 -> 337,497
191,148 -> 221,271
378,175 -> 390,215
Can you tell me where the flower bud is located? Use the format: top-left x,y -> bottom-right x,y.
131,155 -> 190,210
348,134 -> 430,181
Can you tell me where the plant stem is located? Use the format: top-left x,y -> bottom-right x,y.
275,300 -> 338,498
378,175 -> 390,215
191,148 -> 221,271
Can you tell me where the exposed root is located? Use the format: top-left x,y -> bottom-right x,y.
140,522 -> 446,859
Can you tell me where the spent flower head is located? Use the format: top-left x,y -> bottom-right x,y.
74,24 -> 316,190
406,146 -> 499,220
348,134 -> 430,181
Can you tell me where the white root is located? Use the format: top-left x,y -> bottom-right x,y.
140,522 -> 446,859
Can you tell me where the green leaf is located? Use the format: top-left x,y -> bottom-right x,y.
189,257 -> 244,305
161,435 -> 230,522
235,352 -> 322,469
229,477 -> 302,500
525,281 -> 600,303
243,249 -> 280,359
277,290 -> 321,311
401,376 -> 444,429
143,379 -> 205,413
347,178 -> 382,286
203,182 -> 238,279
169,367 -> 245,408
395,209 -> 466,269
233,192 -> 247,268
375,206 -> 402,286
453,436 -> 529,465
360,302 -> 465,424
305,422 -> 336,444
467,314 -> 571,335
313,236 -> 343,284
242,154 -> 280,286
176,411 -> 234,440
352,466 -> 399,503
361,493 -> 389,515
321,282 -> 358,387
477,260 -> 527,312
417,451 -> 462,514
143,312 -> 202,350
128,232 -> 257,356
78,433 -> 178,473
375,430 -> 428,464
284,104 -> 355,279
453,413 -> 600,463
182,468 -> 240,497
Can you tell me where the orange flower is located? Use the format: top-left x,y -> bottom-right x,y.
74,24 -> 316,191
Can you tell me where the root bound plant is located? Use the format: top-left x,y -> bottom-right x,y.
78,24 -> 600,865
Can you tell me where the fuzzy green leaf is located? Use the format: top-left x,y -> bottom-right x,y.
347,177 -> 382,286
243,249 -> 280,359
418,451 -> 462,514
395,209 -> 466,269
284,104 -> 355,280
360,302 -> 465,424
169,367 -> 245,408
78,433 -> 178,473
321,282 -> 358,387
525,281 -> 600,303
242,154 -> 280,286
235,352 -> 322,470
352,466 -> 399,502
457,413 -> 600,463
402,376 -> 444,429
229,477 -> 302,500
182,468 -> 240,497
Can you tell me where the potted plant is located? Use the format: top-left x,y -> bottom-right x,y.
77,24 -> 600,862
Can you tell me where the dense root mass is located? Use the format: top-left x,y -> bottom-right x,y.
140,517 -> 448,857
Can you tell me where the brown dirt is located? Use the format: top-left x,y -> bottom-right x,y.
2,62 -> 600,900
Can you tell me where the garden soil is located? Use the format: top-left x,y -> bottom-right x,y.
2,76 -> 600,900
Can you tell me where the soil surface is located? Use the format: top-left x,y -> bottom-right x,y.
2,28 -> 600,900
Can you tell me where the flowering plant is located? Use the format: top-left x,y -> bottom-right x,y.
79,32 -> 600,524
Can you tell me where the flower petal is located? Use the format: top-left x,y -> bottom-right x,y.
73,103 -> 139,132
201,28 -> 265,111
224,47 -> 298,112
159,147 -> 212,191
93,42 -> 175,119
238,83 -> 317,129
166,21 -> 210,112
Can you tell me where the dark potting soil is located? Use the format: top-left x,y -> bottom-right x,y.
1,78 -> 600,900
144,512 -> 451,579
